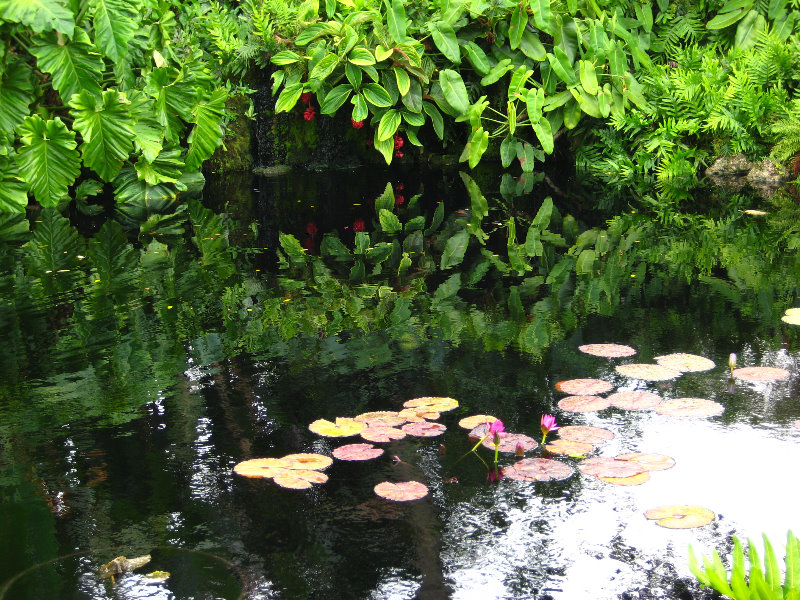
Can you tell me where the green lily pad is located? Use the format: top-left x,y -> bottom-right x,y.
644,505 -> 715,529
503,458 -> 573,482
578,343 -> 637,358
332,443 -> 384,461
616,452 -> 675,471
481,433 -> 538,453
654,353 -> 715,372
558,425 -> 615,444
615,363 -> 682,381
654,398 -> 724,417
401,421 -> 446,437
732,367 -> 791,382
458,414 -> 498,429
578,457 -> 646,478
557,395 -> 612,413
360,426 -> 407,442
374,480 -> 429,501
545,438 -> 594,456
309,417 -> 366,437
608,390 -> 662,410
555,378 -> 613,395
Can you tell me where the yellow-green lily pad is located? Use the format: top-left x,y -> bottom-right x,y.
402,396 -> 459,413
644,505 -> 715,529
360,426 -> 407,443
503,458 -> 574,482
616,452 -> 675,471
545,438 -> 595,456
458,414 -> 498,430
599,471 -> 651,486
332,443 -> 384,461
558,425 -> 615,444
355,411 -> 407,427
309,417 -> 366,437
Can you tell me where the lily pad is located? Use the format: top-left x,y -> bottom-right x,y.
458,414 -> 498,430
332,443 -> 384,461
644,505 -> 715,529
558,425 -> 615,444
654,353 -> 716,372
360,426 -> 407,443
615,363 -> 682,381
397,408 -> 430,422
599,472 -> 651,486
732,367 -> 791,382
481,433 -> 538,453
282,453 -> 334,470
355,411 -> 407,427
794,420 -> 800,429
555,378 -> 614,395
233,457 -> 291,478
374,480 -> 429,501
308,417 -> 366,437
781,313 -> 800,325
545,439 -> 595,456
616,452 -> 676,472
608,390 -> 662,410
403,396 -> 459,413
274,469 -> 329,489
503,458 -> 574,482
467,422 -> 491,442
402,421 -> 446,437
578,457 -> 646,478
578,343 -> 637,358
655,398 -> 724,417
557,395 -> 612,413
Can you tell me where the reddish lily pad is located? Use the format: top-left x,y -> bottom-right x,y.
308,417 -> 365,437
354,411 -> 407,427
557,395 -> 612,413
794,420 -> 800,429
397,408 -> 430,422
558,425 -> 615,444
282,453 -> 334,471
360,426 -> 407,443
402,396 -> 459,413
732,367 -> 791,382
578,343 -> 637,358
402,421 -> 446,437
654,353 -> 716,372
332,443 -> 384,461
545,439 -> 594,456
233,458 -> 291,478
655,398 -> 724,417
468,422 -> 491,442
503,458 -> 574,482
608,390 -> 662,410
599,472 -> 651,486
555,378 -> 614,395
644,505 -> 715,529
274,469 -> 329,489
481,433 -> 538,453
615,363 -> 682,381
458,414 -> 498,430
374,481 -> 429,501
578,457 -> 646,478
616,452 -> 676,472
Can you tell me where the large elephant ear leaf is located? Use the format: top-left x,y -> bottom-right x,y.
69,89 -> 136,181
0,157 -> 28,213
30,29 -> 103,102
184,88 -> 227,171
90,0 -> 140,63
0,57 -> 36,134
15,115 -> 80,207
0,0 -> 75,35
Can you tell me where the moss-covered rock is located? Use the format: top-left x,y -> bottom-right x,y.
205,94 -> 253,173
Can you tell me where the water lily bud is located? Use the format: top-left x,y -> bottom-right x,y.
515,442 -> 525,457
729,353 -> 737,372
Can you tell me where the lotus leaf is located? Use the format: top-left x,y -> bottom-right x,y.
361,426 -> 407,442
458,414 -> 498,429
481,433 -> 538,453
578,343 -> 636,358
616,452 -> 675,471
578,457 -> 645,478
615,363 -> 681,381
554,378 -> 613,395
397,408 -> 429,422
355,411 -> 407,427
503,458 -> 573,481
374,480 -> 429,501
282,453 -> 334,470
233,457 -> 292,478
654,398 -> 724,417
599,472 -> 651,486
654,353 -> 716,372
402,396 -> 459,413
332,443 -> 384,461
557,395 -> 612,412
545,439 -> 594,455
607,390 -> 661,410
558,425 -> 615,444
644,505 -> 715,529
308,417 -> 366,437
732,366 -> 791,382
402,421 -> 446,437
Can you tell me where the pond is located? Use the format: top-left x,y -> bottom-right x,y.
1,170 -> 799,599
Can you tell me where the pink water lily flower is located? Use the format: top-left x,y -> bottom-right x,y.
488,420 -> 505,436
540,414 -> 559,445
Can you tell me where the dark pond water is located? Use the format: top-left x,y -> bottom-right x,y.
2,170 -> 800,599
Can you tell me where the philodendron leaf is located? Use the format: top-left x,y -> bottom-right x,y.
15,115 -> 80,207
30,29 -> 103,101
468,127 -> 489,168
384,0 -> 408,43
90,0 -> 140,63
128,91 -> 163,162
134,147 -> 184,184
431,22 -> 460,63
23,207 -> 82,274
0,0 -> 75,35
0,158 -> 28,213
69,89 -> 136,181
529,0 -> 551,32
0,57 -> 35,134
441,229 -> 468,269
185,88 -> 227,171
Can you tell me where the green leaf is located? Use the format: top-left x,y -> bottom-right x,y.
622,73 -> 649,111
579,60 -> 598,95
295,22 -> 334,46
362,82 -> 393,107
529,0 -> 551,33
525,87 -> 544,121
271,50 -> 303,65
320,234 -> 352,260
23,207 -> 82,274
373,132 -> 394,164
87,220 -> 137,289
377,109 -> 401,141
425,201 -> 444,235
422,101 -> 444,140
30,29 -> 103,101
532,196 -> 553,230
0,158 -> 28,213
185,88 -> 227,172
734,10 -> 764,49
275,83 -> 303,113
374,182 -> 395,212
480,59 -> 513,86
547,48 -> 576,86
134,147 -> 184,185
366,242 -> 393,264
0,0 -> 75,35
379,208 -> 402,233
385,0 -> 408,43
90,0 -> 139,63
509,3 -> 528,50
533,116 -> 553,154
634,2 -> 653,32
15,116 -> 80,207
128,91 -> 163,162
576,248 -> 596,274
763,535 -> 781,592
348,47 -> 376,66
345,62 -> 362,89
402,77 -> 422,112
354,231 -> 370,254
69,89 -> 136,181
707,7 -> 750,29
500,135 -> 516,168
519,29 -> 547,61
729,537 -> 750,600
434,272 -> 461,301
351,93 -> 368,121
279,232 -> 307,265
786,531 -> 800,592
468,127 -> 489,168
0,57 -> 35,134
394,68 -> 410,96
144,67 -> 198,142
524,226 -> 543,256
439,69 -> 469,114
321,84 -> 352,114
309,52 -> 340,81
441,229 -> 468,269
431,22 -> 460,63
463,41 -> 490,75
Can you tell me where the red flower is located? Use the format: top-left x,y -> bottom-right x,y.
353,218 -> 366,232
394,194 -> 405,206
306,222 -> 318,237
393,134 -> 404,149
394,150 -> 404,158
365,139 -> 373,146
303,107 -> 316,121
351,119 -> 364,129
300,92 -> 312,105
394,183 -> 404,192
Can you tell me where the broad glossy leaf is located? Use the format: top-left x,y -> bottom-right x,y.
462,41 -> 490,75
69,90 -> 136,181
348,47 -> 375,66
439,69 -> 468,114
351,93 -> 368,121
480,59 -> 513,86
509,3 -> 527,50
532,116 -> 553,154
295,22 -> 334,45
15,116 -> 80,207
401,77 -> 422,113
91,0 -> 139,63
320,84 -> 352,114
644,505 -> 715,529
707,7 -> 750,29
377,109 -> 401,141
0,57 -> 35,134
309,52 -> 340,81
579,60 -> 598,95
30,29 -> 103,101
519,29 -> 546,61
144,67 -> 198,142
270,50 -> 302,65
379,208 -> 401,234
0,158 -> 28,213
23,207 -> 81,274
547,48 -> 576,85
431,21 -> 460,63
440,230 -> 468,269
275,83 -> 303,113
394,67 -> 410,96
309,417 -> 365,437
0,0 -> 75,35
362,82 -> 393,107
458,414 -> 498,429
500,135 -> 516,168
134,147 -> 184,185
373,134 -> 393,164
185,88 -> 227,171
385,0 -> 408,43
468,127 -> 489,168
128,91 -> 163,162
87,220 -> 137,288
422,101 -> 444,139
734,9 -> 764,49
529,0 -> 551,32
